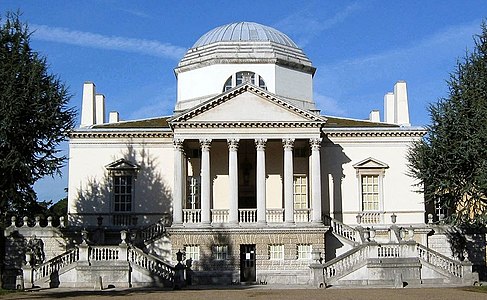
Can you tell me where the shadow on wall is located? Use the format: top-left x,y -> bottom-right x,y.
322,137 -> 351,222
71,142 -> 172,228
190,230 -> 237,285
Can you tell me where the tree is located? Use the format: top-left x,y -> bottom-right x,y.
408,22 -> 487,226
0,11 -> 75,222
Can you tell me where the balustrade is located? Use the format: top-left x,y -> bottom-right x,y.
239,209 -> 257,223
294,209 -> 311,222
361,212 -> 382,224
33,248 -> 79,281
266,209 -> 284,223
89,246 -> 120,261
183,209 -> 201,223
211,209 -> 229,223
417,244 -> 465,278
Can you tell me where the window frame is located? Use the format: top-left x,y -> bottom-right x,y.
213,245 -> 228,260
269,244 -> 284,261
353,158 -> 389,214
105,159 -> 140,214
293,175 -> 308,210
184,245 -> 200,261
297,244 -> 312,260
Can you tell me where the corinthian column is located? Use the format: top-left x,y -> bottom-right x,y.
173,139 -> 184,225
310,138 -> 322,223
228,139 -> 239,224
255,138 -> 267,224
200,139 -> 212,225
283,138 -> 295,223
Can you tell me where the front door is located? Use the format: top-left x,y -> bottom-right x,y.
240,244 -> 256,282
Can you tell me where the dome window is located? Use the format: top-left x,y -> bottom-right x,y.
223,71 -> 267,92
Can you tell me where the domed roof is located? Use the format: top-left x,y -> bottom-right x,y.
192,22 -> 298,49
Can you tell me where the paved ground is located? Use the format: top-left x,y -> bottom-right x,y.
2,286 -> 487,300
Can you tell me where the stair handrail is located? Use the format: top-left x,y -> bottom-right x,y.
33,247 -> 79,282
136,220 -> 166,244
323,215 -> 359,244
128,245 -> 175,282
416,243 -> 469,278
322,243 -> 369,283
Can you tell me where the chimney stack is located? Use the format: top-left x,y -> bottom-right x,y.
383,81 -> 411,126
80,82 -> 96,128
95,94 -> 106,125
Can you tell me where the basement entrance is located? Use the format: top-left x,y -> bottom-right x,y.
240,244 -> 256,283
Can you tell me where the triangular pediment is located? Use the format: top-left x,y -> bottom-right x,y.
169,84 -> 326,126
353,157 -> 389,169
105,159 -> 140,171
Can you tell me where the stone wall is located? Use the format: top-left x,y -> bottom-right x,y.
168,226 -> 326,285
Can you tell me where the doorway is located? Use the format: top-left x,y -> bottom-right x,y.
240,244 -> 256,282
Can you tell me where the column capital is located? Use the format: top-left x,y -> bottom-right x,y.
255,138 -> 267,151
310,138 -> 322,151
199,138 -> 212,151
173,138 -> 184,150
282,138 -> 295,150
227,138 -> 240,151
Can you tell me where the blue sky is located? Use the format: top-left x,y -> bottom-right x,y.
1,1 -> 486,202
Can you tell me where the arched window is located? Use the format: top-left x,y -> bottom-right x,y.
223,71 -> 267,92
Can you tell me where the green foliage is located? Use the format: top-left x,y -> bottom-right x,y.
0,12 -> 75,222
408,22 -> 487,226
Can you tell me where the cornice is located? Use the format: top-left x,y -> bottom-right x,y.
70,131 -> 173,139
324,129 -> 426,138
167,226 -> 328,235
171,121 -> 324,129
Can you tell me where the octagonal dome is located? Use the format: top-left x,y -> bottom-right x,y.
192,22 -> 298,49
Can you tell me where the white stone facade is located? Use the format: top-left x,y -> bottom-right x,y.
13,21 -> 475,288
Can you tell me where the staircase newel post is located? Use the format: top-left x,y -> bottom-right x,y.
118,243 -> 128,261
78,244 -> 90,266
22,253 -> 33,288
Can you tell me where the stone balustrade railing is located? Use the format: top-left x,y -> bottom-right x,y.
138,221 -> 166,243
128,246 -> 174,282
183,209 -> 201,223
89,246 -> 120,261
239,209 -> 257,223
294,209 -> 311,222
361,212 -> 382,224
266,209 -> 284,223
324,216 -> 359,244
211,209 -> 229,223
416,243 -> 469,278
32,247 -> 79,282
323,244 -> 369,282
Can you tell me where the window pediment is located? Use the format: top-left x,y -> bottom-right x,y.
106,159 -> 140,175
353,157 -> 389,170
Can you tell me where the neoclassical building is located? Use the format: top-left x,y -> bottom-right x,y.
42,22 -> 477,286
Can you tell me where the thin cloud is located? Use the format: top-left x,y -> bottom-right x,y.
314,92 -> 347,116
276,2 -> 362,47
31,24 -> 186,60
326,21 -> 480,72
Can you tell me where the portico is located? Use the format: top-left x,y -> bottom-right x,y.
169,84 -> 326,227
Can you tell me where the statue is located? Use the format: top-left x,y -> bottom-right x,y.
27,235 -> 45,266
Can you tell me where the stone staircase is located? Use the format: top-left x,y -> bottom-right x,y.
319,217 -> 479,287
22,221 -> 174,289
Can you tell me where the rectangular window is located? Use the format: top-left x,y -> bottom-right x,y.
297,244 -> 312,260
113,175 -> 132,212
213,245 -> 228,260
269,244 -> 284,260
361,175 -> 379,211
186,176 -> 200,209
293,175 -> 308,209
184,245 -> 200,261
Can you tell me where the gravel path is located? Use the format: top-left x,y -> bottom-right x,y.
2,286 -> 487,300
